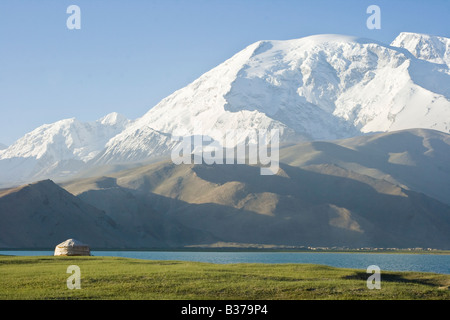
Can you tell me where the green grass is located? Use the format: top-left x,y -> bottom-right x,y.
0,255 -> 449,300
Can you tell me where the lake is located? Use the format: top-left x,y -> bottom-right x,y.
1,250 -> 449,274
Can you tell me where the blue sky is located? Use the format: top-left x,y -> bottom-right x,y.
0,0 -> 449,145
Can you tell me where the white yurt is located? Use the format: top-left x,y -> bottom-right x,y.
54,239 -> 91,256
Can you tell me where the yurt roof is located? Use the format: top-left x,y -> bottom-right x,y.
56,238 -> 89,248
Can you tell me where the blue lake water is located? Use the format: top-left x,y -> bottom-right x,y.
1,250 -> 449,274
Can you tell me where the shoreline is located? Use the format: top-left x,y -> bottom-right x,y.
1,247 -> 449,255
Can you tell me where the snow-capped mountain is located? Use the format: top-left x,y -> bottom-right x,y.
1,32 -> 449,186
391,32 -> 450,66
94,33 -> 450,165
0,112 -> 131,185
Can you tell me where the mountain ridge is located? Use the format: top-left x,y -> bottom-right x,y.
0,112 -> 132,187
391,32 -> 450,66
1,128 -> 449,249
1,32 -> 449,187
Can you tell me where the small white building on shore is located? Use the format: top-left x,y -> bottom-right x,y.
54,239 -> 91,256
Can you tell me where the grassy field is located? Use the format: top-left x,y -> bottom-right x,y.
0,255 -> 449,300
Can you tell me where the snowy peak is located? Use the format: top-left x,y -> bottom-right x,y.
143,33 -> 449,137
1,118 -> 80,160
98,112 -> 130,127
93,32 -> 450,166
391,32 -> 450,65
0,115 -> 131,162
0,114 -> 132,186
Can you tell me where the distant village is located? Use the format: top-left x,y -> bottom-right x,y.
304,247 -> 441,252
186,242 -> 445,252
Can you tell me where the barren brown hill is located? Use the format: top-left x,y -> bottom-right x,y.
62,162 -> 450,249
1,129 -> 449,249
280,128 -> 450,206
0,180 -> 125,248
